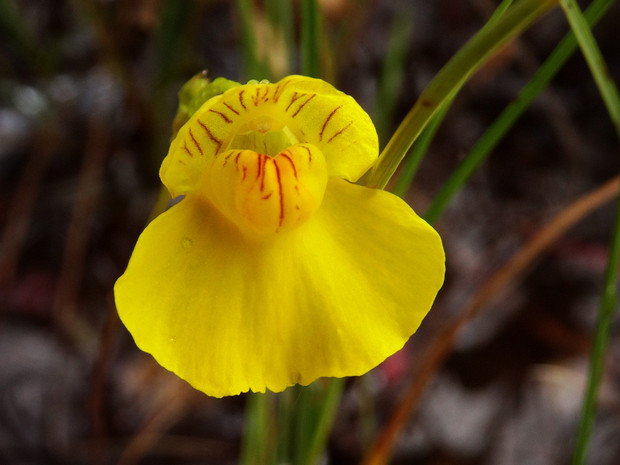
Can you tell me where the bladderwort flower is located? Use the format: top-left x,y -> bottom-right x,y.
114,75 -> 445,397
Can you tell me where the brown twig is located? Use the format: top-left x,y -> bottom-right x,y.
116,373 -> 196,465
53,106 -> 109,326
89,295 -> 120,465
0,122 -> 57,298
363,175 -> 620,465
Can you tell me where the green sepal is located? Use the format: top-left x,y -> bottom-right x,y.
172,72 -> 241,137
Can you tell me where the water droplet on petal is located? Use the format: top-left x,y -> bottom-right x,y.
169,337 -> 177,343
181,238 -> 193,249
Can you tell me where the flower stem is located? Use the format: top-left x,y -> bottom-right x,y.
298,379 -> 345,465
558,0 -> 620,139
240,393 -> 273,465
301,0 -> 321,78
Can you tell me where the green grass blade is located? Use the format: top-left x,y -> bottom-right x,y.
275,389 -> 295,464
487,0 -> 515,22
389,0 -> 514,198
292,380 -> 345,465
423,0 -> 615,224
152,2 -> 197,88
237,0 -> 269,80
374,8 -> 414,144
364,0 -> 558,189
265,0 -> 295,77
559,0 -> 620,138
301,0 -> 321,77
391,100 -> 451,198
558,2 -> 620,462
302,379 -> 345,465
240,393 -> 273,465
572,193 -> 620,465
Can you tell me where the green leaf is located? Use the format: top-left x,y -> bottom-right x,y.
172,73 -> 240,137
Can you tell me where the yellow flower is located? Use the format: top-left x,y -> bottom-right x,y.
114,75 -> 445,397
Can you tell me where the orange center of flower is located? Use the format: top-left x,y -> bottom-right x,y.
203,133 -> 328,235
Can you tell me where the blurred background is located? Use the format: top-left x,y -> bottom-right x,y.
1,0 -> 619,464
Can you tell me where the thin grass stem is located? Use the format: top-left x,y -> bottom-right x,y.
391,100 -> 451,198
240,393 -> 272,465
486,0 -> 515,22
303,379 -> 345,465
301,0 -> 321,77
275,389 -> 295,463
572,195 -> 620,464
152,2 -> 197,88
237,0 -> 268,80
374,8 -> 414,144
559,0 -> 620,139
559,1 -> 620,462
